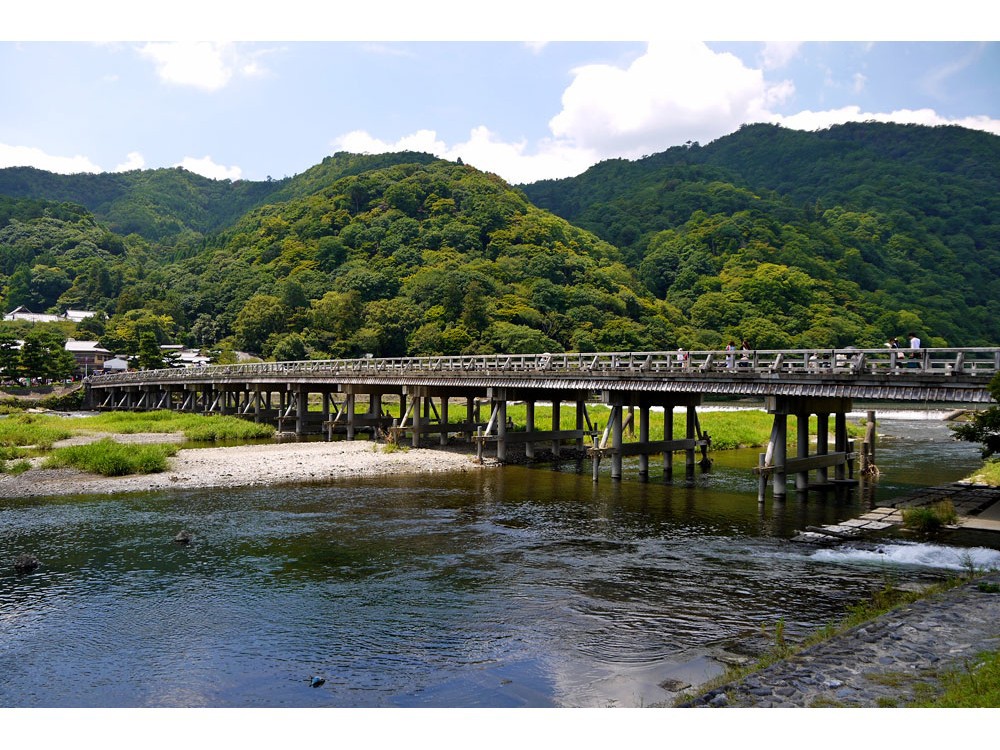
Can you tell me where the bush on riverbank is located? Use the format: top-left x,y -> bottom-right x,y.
902,501 -> 958,535
43,438 -> 178,476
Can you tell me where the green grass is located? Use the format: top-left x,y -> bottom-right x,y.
965,458 -> 1000,486
0,413 -> 74,448
1,411 -> 276,451
901,500 -> 959,534
909,650 -> 1000,707
75,410 -> 276,440
42,438 -> 179,476
674,576 -> 971,706
498,404 -> 860,451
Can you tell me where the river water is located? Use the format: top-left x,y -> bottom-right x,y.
2,409 -> 1000,708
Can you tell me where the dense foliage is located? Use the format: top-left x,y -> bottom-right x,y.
0,123 -> 997,362
524,122 -> 1000,348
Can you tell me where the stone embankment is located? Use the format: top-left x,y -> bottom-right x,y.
683,572 -> 1000,707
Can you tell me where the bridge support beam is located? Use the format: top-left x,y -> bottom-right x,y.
759,396 -> 855,501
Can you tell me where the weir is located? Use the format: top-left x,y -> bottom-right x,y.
83,347 -> 999,497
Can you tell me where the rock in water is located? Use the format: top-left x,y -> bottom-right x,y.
13,554 -> 39,573
310,676 -> 326,688
173,530 -> 192,545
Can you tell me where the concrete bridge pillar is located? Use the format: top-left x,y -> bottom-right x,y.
411,394 -> 421,448
817,412 -> 830,484
638,404 -> 650,479
796,409 -> 812,491
611,396 -> 624,481
685,405 -> 697,479
551,400 -> 561,458
296,387 -> 309,435
664,406 -> 674,480
764,396 -> 853,500
440,397 -> 449,446
525,400 -> 536,459
496,396 -> 508,463
346,392 -> 356,440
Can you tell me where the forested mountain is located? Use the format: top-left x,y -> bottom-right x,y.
0,122 -> 997,362
522,122 -> 1000,348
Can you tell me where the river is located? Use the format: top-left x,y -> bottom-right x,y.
2,409 -> 1000,708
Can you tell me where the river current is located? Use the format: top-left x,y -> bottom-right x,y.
2,410 -> 1000,708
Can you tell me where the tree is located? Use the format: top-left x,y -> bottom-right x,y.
232,294 -> 288,354
101,309 -> 175,357
270,332 -> 308,362
952,374 -> 1000,458
0,330 -> 21,380
19,327 -> 76,381
137,330 -> 166,370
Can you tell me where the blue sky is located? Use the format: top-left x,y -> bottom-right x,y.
2,1 -> 997,184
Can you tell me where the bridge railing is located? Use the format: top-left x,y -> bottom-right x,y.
85,347 -> 1000,387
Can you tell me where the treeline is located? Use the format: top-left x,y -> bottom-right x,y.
0,122 -> 997,364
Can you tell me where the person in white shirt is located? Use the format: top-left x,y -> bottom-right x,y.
907,332 -> 922,367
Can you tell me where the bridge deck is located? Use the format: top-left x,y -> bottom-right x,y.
86,347 -> 999,403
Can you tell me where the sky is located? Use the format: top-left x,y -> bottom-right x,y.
1,1 -> 997,185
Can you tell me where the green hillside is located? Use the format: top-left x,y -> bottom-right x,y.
0,122 -> 997,363
522,122 -> 1000,347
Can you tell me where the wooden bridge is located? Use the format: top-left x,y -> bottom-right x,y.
84,347 -> 998,498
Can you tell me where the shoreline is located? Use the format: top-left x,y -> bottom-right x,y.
0,437 -> 489,498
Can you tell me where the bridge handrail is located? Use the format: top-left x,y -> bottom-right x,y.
84,347 -> 1000,387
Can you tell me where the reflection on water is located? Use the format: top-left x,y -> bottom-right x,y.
1,412 -> 997,708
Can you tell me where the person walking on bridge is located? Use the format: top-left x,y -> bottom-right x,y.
908,332 -> 922,368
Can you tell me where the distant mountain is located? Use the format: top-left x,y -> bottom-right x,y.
1,122 -> 997,359
522,122 -> 1000,347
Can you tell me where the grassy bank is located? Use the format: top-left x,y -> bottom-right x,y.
42,438 -> 179,476
0,410 -> 275,444
500,404 -> 861,451
0,410 -> 275,477
965,459 -> 1000,486
676,573 -> 1000,707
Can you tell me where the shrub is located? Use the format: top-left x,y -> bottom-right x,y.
902,500 -> 958,535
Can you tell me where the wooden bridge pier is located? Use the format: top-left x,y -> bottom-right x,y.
82,347 -> 998,497
757,396 -> 857,502
587,392 -> 710,482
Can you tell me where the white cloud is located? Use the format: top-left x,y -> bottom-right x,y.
329,40 -> 1000,184
175,155 -> 243,180
761,42 -> 802,70
776,106 -> 1000,136
332,126 -> 598,185
114,151 -> 146,172
136,42 -> 268,91
0,142 -> 102,173
548,41 -> 784,157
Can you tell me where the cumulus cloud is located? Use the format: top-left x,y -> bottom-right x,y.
114,151 -> 146,172
174,155 -> 242,180
136,42 -> 268,91
761,42 -> 802,71
776,106 -> 1000,136
548,42 -> 791,157
332,41 -> 1000,184
333,126 -> 598,185
0,142 -> 102,173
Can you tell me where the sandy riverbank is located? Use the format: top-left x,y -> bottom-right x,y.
0,436 -> 488,498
